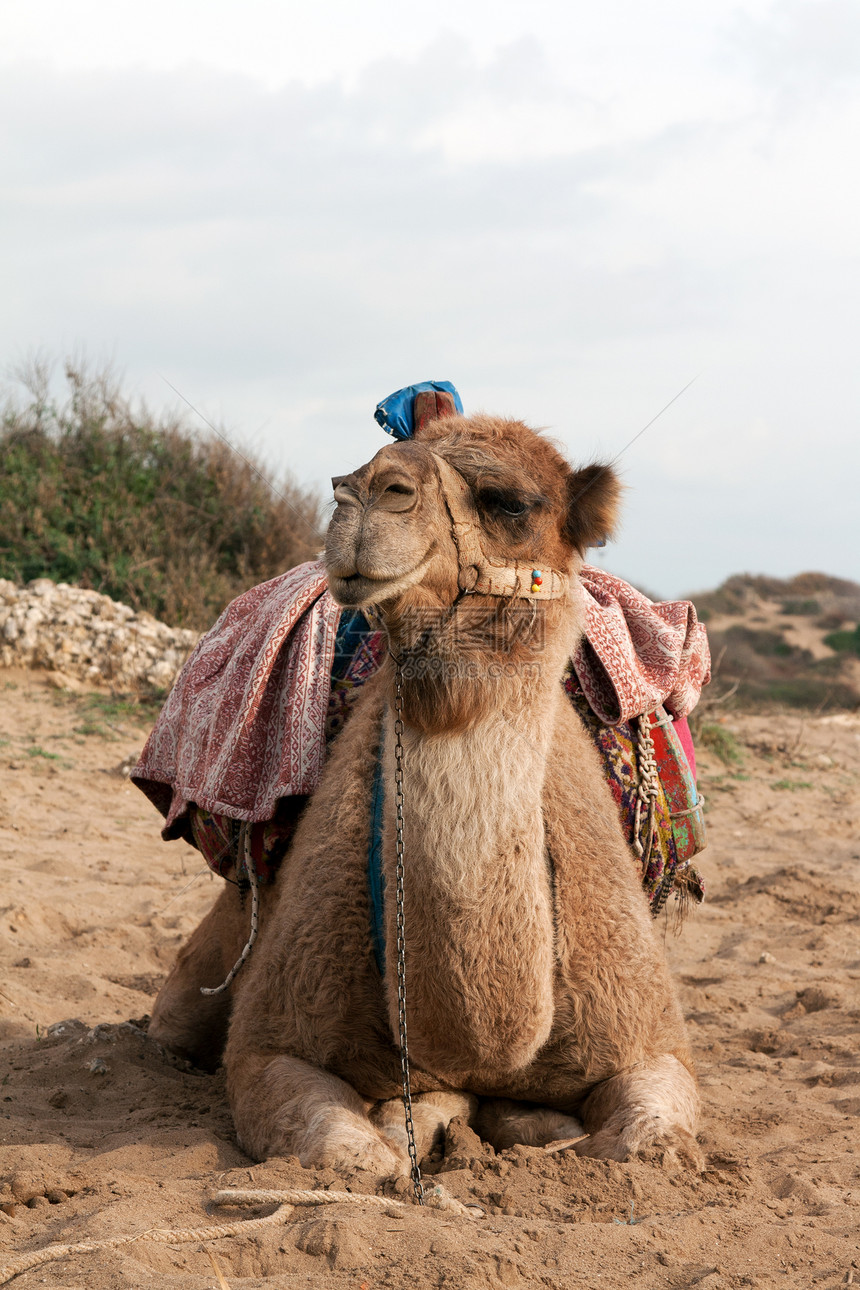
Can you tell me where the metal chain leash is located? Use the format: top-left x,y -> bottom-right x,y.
392,657 -> 425,1205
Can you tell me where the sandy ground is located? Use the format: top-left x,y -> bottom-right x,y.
1,666 -> 858,1289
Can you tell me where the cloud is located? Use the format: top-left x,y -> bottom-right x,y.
0,30 -> 857,597
729,0 -> 860,100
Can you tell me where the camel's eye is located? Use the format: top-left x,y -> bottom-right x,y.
478,488 -> 532,519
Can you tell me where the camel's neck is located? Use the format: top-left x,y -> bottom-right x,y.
380,600 -> 577,1082
384,589 -> 580,735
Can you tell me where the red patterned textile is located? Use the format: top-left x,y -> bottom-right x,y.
132,561 -> 710,838
133,562 -> 339,838
575,569 -> 710,725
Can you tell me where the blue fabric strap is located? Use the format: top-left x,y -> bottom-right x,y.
374,381 -> 464,440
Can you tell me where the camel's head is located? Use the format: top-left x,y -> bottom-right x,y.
325,412 -> 621,615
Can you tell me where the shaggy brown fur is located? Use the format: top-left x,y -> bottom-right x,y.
152,412 -> 703,1176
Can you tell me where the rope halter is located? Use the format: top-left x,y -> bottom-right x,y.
429,451 -> 570,603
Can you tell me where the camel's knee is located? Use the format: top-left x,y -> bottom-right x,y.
227,1051 -> 407,1176
576,1055 -> 703,1170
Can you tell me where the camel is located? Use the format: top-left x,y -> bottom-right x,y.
149,408 -> 703,1178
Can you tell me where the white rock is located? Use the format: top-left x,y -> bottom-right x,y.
0,578 -> 199,693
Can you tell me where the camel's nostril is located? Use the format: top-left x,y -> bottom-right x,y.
333,480 -> 361,508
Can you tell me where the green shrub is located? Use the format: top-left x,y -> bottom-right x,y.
780,598 -> 820,616
723,625 -> 795,658
824,625 -> 860,656
698,722 -> 743,765
0,364 -> 322,629
812,655 -> 848,677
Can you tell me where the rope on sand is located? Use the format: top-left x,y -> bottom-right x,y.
0,1185 -> 479,1285
0,1204 -> 293,1286
212,1185 -> 481,1218
212,1188 -> 400,1208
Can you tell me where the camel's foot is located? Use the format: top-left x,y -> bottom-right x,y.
227,1052 -> 411,1179
475,1098 -> 584,1151
576,1118 -> 703,1169
576,1055 -> 704,1171
149,952 -> 232,1073
373,1092 -> 478,1161
311,1117 -> 407,1179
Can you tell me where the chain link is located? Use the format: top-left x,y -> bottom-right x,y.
392,658 -> 425,1205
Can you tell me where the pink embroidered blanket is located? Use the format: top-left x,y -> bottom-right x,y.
132,561 -> 710,838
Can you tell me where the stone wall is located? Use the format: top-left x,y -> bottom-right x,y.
0,578 -> 199,692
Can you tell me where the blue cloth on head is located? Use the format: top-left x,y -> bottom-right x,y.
374,381 -> 464,440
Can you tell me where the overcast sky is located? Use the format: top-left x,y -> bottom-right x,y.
2,0 -> 858,598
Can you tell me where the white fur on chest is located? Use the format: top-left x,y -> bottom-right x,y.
380,700 -> 560,1077
391,710 -> 552,898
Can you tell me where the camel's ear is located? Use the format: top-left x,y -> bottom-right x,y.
563,463 -> 622,552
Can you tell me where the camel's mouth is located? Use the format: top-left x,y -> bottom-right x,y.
328,547 -> 438,608
328,572 -> 378,607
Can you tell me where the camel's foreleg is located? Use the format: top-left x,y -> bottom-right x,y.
227,1051 -> 410,1178
575,1055 -> 704,1169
